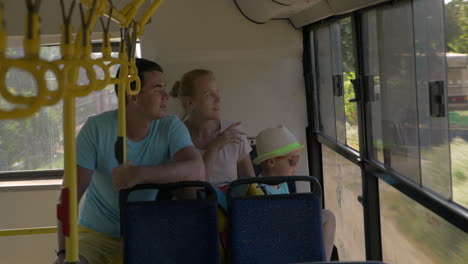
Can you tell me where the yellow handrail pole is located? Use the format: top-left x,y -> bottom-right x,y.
56,2 -> 81,262
0,227 -> 57,237
137,0 -> 163,36
118,79 -> 127,163
60,3 -> 97,263
117,41 -> 129,163
108,6 -> 127,26
62,50 -> 80,264
80,0 -> 164,36
119,0 -> 145,27
115,0 -> 165,163
79,0 -> 143,28
63,94 -> 79,263
124,22 -> 141,97
58,3 -> 87,263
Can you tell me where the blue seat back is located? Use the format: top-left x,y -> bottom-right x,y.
227,176 -> 325,264
120,182 -> 220,264
290,260 -> 385,264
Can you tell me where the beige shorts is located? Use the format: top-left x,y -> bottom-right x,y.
79,225 -> 123,264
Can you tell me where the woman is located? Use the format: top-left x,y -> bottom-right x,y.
170,69 -> 255,262
170,69 -> 255,183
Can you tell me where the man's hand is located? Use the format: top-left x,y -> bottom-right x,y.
112,161 -> 137,191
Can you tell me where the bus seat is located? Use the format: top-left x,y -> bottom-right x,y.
292,261 -> 387,264
227,176 -> 325,264
119,181 -> 220,264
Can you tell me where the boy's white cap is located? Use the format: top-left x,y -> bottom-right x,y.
253,125 -> 304,165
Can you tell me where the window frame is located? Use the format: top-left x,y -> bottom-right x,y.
303,0 -> 468,261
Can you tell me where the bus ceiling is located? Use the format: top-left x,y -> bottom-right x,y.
234,0 -> 388,27
3,0 -> 153,36
4,0 -> 393,35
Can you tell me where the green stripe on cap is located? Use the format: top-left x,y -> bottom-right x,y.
253,142 -> 303,164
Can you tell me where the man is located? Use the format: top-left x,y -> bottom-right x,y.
54,58 -> 205,264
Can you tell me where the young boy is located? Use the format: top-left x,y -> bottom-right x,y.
253,125 -> 336,261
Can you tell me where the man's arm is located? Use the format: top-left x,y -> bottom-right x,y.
56,166 -> 93,256
112,146 -> 205,191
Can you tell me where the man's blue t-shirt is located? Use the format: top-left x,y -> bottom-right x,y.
76,110 -> 193,237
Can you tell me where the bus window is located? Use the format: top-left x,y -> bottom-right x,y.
364,2 -> 422,183
315,18 -> 360,151
413,0 -> 451,197
445,0 -> 468,208
322,145 -> 365,261
380,179 -> 468,264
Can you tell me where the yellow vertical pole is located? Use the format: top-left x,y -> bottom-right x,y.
116,31 -> 130,165
118,79 -> 127,163
63,95 -> 79,263
61,3 -> 100,261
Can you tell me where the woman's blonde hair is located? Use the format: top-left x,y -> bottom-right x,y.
170,69 -> 213,120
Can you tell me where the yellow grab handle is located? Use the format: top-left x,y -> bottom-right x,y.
58,61 -> 97,97
126,60 -> 141,95
0,61 -> 46,104
41,63 -> 65,106
0,65 -> 47,119
103,58 -> 141,95
105,59 -> 129,85
92,59 -> 112,91
0,59 -> 65,107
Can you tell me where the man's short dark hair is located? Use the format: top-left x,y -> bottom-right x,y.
114,58 -> 164,101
